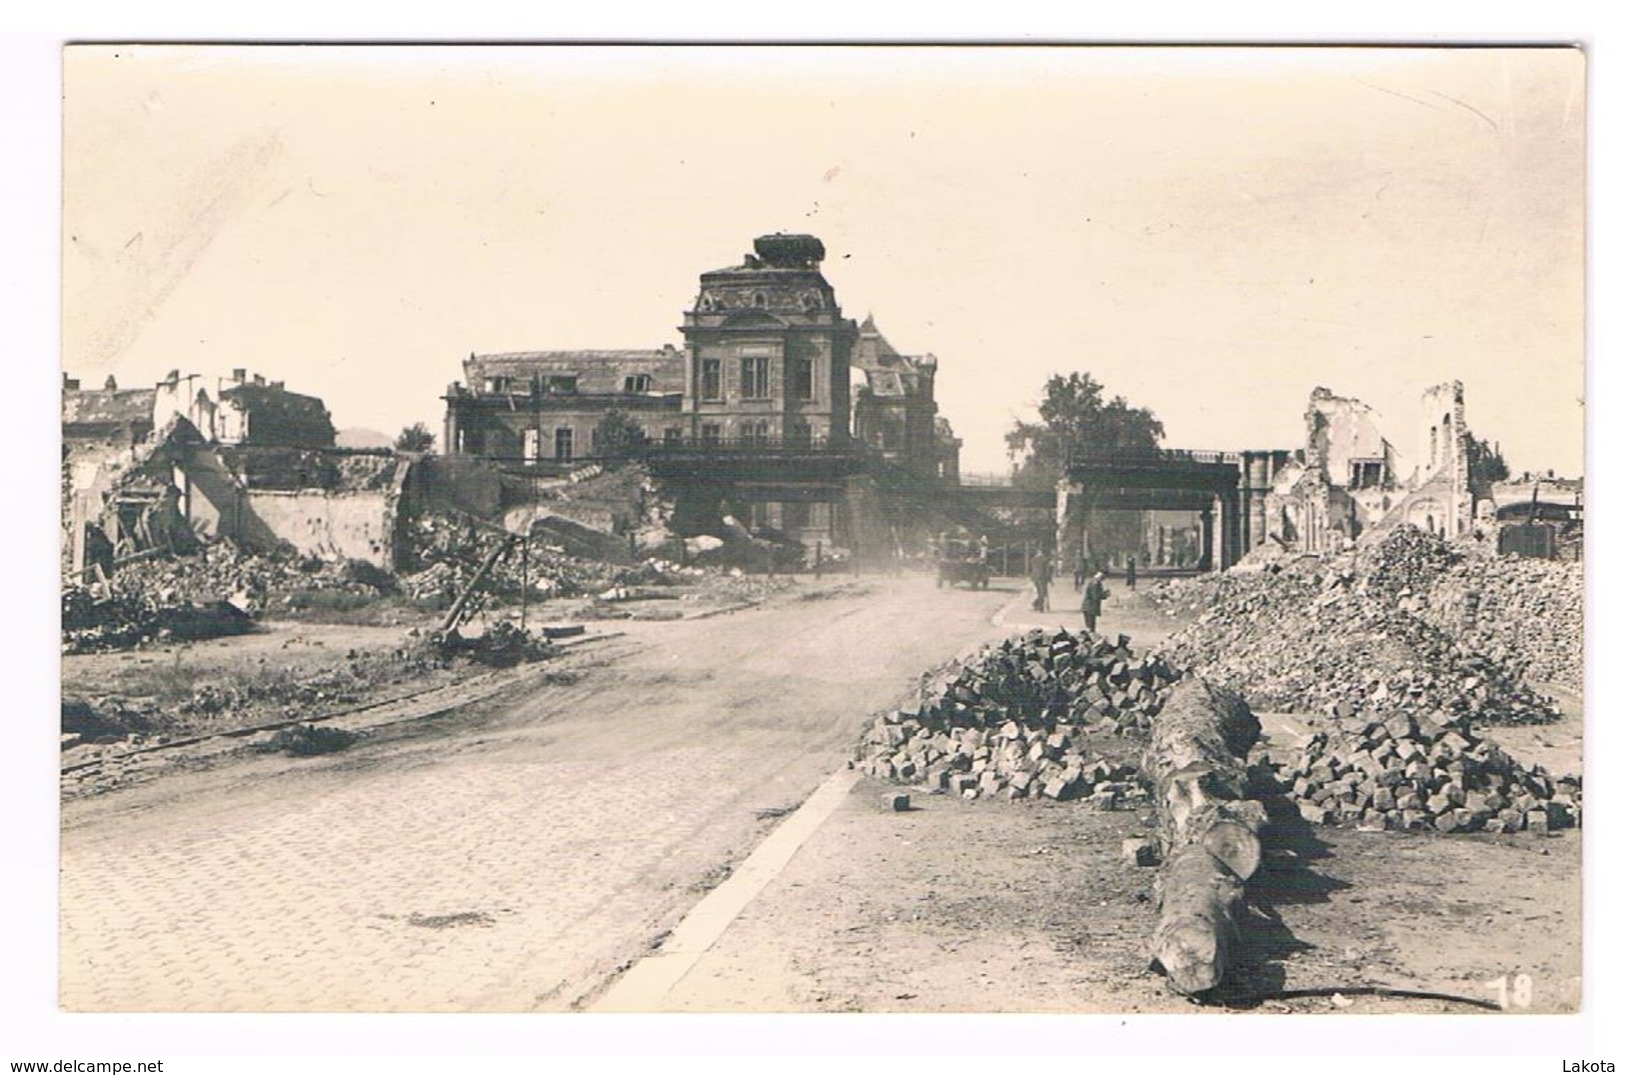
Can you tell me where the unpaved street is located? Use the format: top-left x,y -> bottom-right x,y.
60,576 -> 1018,1012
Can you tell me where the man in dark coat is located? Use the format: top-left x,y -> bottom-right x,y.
1082,571 -> 1109,632
1029,549 -> 1053,612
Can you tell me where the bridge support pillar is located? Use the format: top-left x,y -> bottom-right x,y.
1056,480 -> 1087,579
1206,489 -> 1244,571
1199,506 -> 1215,571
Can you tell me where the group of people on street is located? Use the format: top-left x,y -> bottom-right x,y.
1029,548 -> 1127,632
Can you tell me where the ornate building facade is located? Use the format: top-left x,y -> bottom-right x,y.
679,234 -> 855,449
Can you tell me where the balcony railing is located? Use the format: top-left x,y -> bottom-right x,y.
639,435 -> 846,453
1065,446 -> 1238,468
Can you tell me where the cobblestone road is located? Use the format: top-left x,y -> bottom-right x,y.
60,577 -> 1013,1011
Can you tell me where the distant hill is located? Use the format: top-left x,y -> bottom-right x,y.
335,428 -> 395,450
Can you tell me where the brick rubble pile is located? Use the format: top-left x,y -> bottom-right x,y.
1362,526 -> 1581,694
857,628 -> 1179,805
1160,531 -> 1562,727
1418,555 -> 1583,695
1266,705 -> 1581,834
398,514 -> 623,602
61,587 -> 255,654
105,539 -> 391,611
63,539 -> 399,652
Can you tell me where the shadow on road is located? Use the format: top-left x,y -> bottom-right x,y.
1212,775 -> 1350,1007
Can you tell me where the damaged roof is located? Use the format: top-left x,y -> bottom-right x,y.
854,316 -> 936,398
219,382 -> 335,441
62,387 -> 156,430
464,347 -> 684,395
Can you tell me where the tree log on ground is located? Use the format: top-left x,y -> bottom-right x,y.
1143,677 -> 1264,996
1149,843 -> 1244,996
1142,678 -> 1265,880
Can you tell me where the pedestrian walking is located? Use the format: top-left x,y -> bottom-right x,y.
1029,549 -> 1053,612
1126,555 -> 1137,590
1082,571 -> 1109,633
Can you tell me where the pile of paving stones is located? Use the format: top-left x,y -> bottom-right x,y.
1263,705 -> 1581,834
857,628 -> 1179,805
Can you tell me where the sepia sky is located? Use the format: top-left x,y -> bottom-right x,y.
62,44 -> 1585,477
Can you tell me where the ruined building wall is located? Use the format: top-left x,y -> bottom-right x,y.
239,489 -> 397,567
1413,380 -> 1473,536
1275,388 -> 1404,550
1359,380 -> 1475,542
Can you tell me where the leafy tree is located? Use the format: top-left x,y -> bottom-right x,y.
592,409 -> 649,459
1005,372 -> 1164,489
394,422 -> 436,453
1465,433 -> 1509,488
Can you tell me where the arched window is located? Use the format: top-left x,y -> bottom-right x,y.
752,291 -> 767,308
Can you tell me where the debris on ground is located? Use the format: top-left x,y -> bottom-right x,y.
430,622 -> 553,668
265,722 -> 361,757
400,513 -> 624,604
99,538 -> 395,613
1259,705 -> 1581,834
1417,553 -> 1583,695
62,588 -> 255,654
1154,528 -> 1564,727
856,627 -> 1178,803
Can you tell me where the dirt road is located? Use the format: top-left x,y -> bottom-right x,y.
59,575 -> 1019,1012
59,577 -> 1580,1015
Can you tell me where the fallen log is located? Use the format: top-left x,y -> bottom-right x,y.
1142,678 -> 1265,880
1150,844 -> 1244,996
1143,677 -> 1263,996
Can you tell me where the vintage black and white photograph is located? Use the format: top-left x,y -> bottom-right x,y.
53,43 -> 1585,1019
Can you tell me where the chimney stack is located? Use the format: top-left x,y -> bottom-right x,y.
232,368 -> 247,384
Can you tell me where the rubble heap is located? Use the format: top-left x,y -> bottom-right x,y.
1265,705 -> 1581,834
1143,572 -> 1230,619
431,622 -> 553,667
105,540 -> 391,613
61,587 -> 254,654
857,628 -> 1180,805
1418,555 -> 1584,695
1359,524 -> 1462,599
1161,532 -> 1562,727
615,558 -> 709,586
1360,526 -> 1583,690
398,514 -> 623,603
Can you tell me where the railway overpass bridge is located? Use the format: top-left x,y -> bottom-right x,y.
1056,447 -> 1282,573
628,442 -> 1281,573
